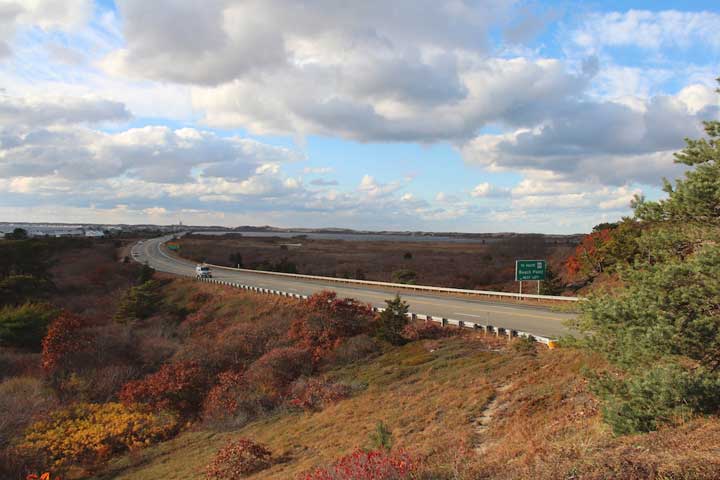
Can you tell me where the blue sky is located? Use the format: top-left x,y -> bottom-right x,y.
0,1 -> 718,233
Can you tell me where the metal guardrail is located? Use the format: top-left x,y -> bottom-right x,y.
196,277 -> 555,346
197,260 -> 579,303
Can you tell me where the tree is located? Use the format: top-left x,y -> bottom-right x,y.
138,263 -> 155,284
229,252 -> 243,268
539,267 -> 563,296
575,77 -> 720,434
0,303 -> 58,350
376,295 -> 409,346
6,228 -> 28,240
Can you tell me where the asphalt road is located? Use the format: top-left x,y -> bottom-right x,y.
132,236 -> 575,339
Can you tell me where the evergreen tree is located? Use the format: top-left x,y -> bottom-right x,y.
575,78 -> 720,434
376,295 -> 409,346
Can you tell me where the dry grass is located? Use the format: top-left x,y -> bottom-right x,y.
89,280 -> 720,480
177,234 -> 576,292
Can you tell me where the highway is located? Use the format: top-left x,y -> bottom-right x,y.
131,236 -> 575,339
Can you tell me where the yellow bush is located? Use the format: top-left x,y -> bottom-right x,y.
19,402 -> 178,470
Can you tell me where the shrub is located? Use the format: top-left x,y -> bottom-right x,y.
299,449 -> 417,480
376,295 -> 409,346
41,312 -> 89,374
0,303 -> 58,350
137,264 -> 155,284
114,280 -> 161,323
0,377 -> 56,449
368,421 -> 393,450
119,361 -> 209,416
391,269 -> 417,284
19,402 -> 177,470
0,275 -> 53,307
205,438 -> 272,479
401,322 -> 452,342
288,377 -> 351,411
289,291 -> 373,362
592,365 -> 720,435
329,334 -> 382,366
245,347 -> 313,402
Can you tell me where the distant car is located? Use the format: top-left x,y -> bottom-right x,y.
196,264 -> 212,278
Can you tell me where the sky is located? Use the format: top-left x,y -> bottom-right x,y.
0,1 -> 718,233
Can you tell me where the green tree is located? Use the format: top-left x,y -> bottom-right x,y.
376,295 -> 409,346
576,78 -> 720,434
367,421 -> 393,450
6,228 -> 28,240
391,269 -> 417,284
138,263 -> 155,284
539,267 -> 563,296
0,303 -> 58,350
114,281 -> 161,323
229,252 -> 243,268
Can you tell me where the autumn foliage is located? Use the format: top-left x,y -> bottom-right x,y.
288,377 -> 351,411
298,449 -> 417,480
41,312 -> 89,374
288,291 -> 374,362
119,361 -> 209,416
19,402 -> 177,470
205,438 -> 272,479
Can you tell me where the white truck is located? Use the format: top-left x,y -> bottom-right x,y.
195,264 -> 212,279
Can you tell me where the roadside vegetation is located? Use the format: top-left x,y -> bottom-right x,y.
1,82 -> 719,479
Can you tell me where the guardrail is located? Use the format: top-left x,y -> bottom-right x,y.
196,260 -> 579,303
196,277 -> 556,346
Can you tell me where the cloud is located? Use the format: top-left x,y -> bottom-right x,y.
309,178 -> 338,186
462,85 -> 718,186
0,95 -> 131,127
570,10 -> 720,53
470,182 -> 492,197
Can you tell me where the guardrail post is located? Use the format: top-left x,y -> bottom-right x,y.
441,317 -> 448,326
425,315 -> 432,323
411,313 -> 417,321
496,327 -> 505,337
458,320 -> 465,328
507,329 -> 517,339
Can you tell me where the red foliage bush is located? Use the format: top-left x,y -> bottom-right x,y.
202,370 -> 247,422
288,377 -> 351,411
41,312 -> 89,374
205,438 -> 272,479
245,347 -> 313,402
119,361 -> 208,416
288,291 -> 374,362
401,322 -> 454,341
566,228 -> 613,277
299,449 -> 417,480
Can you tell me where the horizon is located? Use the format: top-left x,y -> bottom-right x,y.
1,1 -> 719,233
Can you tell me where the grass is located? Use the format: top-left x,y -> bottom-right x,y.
89,279 -> 720,480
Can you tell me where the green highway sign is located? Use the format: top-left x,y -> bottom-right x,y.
515,259 -> 546,281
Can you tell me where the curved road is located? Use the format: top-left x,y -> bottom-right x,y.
132,236 -> 575,339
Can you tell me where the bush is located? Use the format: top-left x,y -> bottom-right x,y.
391,269 -> 417,284
19,402 -> 177,470
401,322 -> 452,342
592,365 -> 720,435
329,334 -> 382,366
114,280 -> 161,323
0,275 -> 53,307
376,295 -> 409,346
289,291 -> 373,362
41,312 -> 89,374
0,303 -> 58,350
205,438 -> 272,479
299,449 -> 417,480
0,377 -> 56,449
245,347 -> 313,402
288,377 -> 351,411
119,361 -> 209,416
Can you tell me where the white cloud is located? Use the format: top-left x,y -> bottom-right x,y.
571,10 -> 720,53
470,182 -> 492,197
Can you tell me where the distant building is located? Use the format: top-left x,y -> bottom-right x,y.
84,230 -> 105,238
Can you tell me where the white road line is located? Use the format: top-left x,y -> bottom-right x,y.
453,312 -> 489,318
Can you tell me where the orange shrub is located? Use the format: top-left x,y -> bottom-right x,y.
41,312 -> 89,374
205,438 -> 272,479
19,402 -> 177,470
288,291 -> 373,362
119,361 -> 209,416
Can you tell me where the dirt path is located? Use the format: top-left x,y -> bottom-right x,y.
472,383 -> 513,454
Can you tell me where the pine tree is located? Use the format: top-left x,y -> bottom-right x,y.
376,295 -> 409,346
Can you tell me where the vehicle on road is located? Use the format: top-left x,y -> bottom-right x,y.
196,264 -> 212,278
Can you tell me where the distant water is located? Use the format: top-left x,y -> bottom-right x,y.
193,230 -> 503,243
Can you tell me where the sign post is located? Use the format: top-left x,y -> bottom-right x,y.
515,260 -> 547,298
